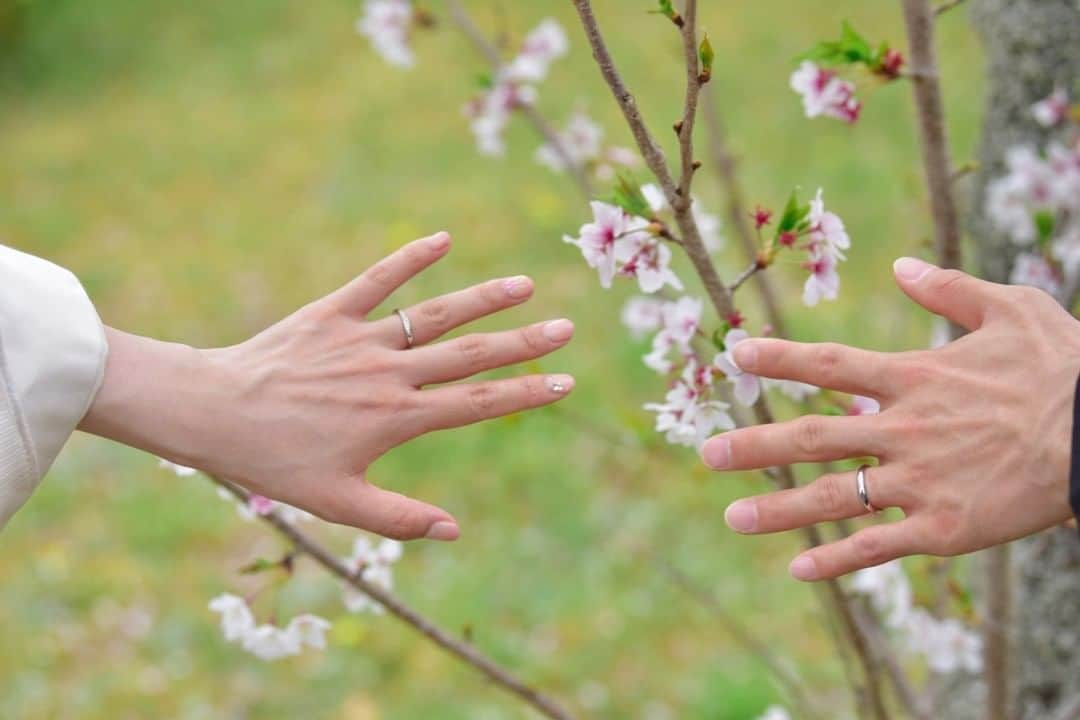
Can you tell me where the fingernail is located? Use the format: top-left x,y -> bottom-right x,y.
425,521 -> 460,541
428,232 -> 451,251
702,438 -> 731,469
546,374 -> 575,394
893,257 -> 934,282
542,319 -> 574,343
789,555 -> 818,581
504,275 -> 533,298
733,341 -> 758,369
724,500 -> 758,533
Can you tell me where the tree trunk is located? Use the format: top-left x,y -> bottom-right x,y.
968,2 -> 1080,719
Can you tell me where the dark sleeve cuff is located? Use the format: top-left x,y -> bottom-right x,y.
1070,371 -> 1080,528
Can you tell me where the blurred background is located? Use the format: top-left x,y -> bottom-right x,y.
0,1 -> 985,718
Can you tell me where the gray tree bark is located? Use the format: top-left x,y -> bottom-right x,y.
968,2 -> 1080,719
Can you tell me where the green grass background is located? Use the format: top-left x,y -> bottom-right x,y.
0,1 -> 984,718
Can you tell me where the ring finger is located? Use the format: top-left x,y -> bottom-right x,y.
724,465 -> 908,535
373,275 -> 535,349
405,318 -> 575,386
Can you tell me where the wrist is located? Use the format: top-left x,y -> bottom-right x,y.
79,327 -> 236,473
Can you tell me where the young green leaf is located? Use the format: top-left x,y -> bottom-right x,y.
609,174 -> 652,219
651,0 -> 683,26
240,557 -> 279,575
698,33 -> 715,82
777,189 -> 808,233
1034,209 -> 1056,245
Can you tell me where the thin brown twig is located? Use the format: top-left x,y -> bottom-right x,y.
729,261 -> 764,294
674,0 -> 703,206
933,0 -> 967,17
209,476 -> 575,720
445,0 -> 594,201
569,4 -> 892,718
700,90 -> 789,337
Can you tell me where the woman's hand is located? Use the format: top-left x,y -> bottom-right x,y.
702,257 -> 1080,581
81,232 -> 576,541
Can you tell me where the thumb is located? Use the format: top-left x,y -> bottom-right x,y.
892,257 -> 1005,332
326,479 -> 460,542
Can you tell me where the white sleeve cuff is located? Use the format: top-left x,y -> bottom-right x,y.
0,245 -> 108,528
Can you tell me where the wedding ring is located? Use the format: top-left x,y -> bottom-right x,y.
856,464 -> 877,514
393,308 -> 415,349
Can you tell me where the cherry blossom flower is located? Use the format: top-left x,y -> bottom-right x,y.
641,183 -> 724,252
503,19 -> 568,84
535,110 -> 638,180
356,0 -> 414,69
644,359 -> 734,449
850,561 -> 912,629
342,535 -> 404,615
802,252 -> 840,307
807,188 -> 851,260
1010,252 -> 1062,297
906,610 -> 983,675
209,593 -> 256,643
790,61 -> 862,124
801,188 -> 850,307
849,395 -> 880,416
464,83 -> 538,157
1031,88 -> 1070,129
463,19 -> 568,156
643,297 -> 703,373
617,233 -> 683,294
714,329 -> 761,407
564,201 -> 649,288
620,297 -> 666,340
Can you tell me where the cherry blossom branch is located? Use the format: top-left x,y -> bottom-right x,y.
700,90 -> 789,337
933,0 -> 966,17
570,0 -> 733,322
445,0 -> 594,201
729,260 -> 765,294
209,476 -> 575,720
674,0 -> 703,204
900,0 -> 962,274
570,4 -> 893,717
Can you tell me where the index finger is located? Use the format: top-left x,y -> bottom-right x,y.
732,339 -> 894,399
329,232 -> 452,317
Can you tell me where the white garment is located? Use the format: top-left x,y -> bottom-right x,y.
0,245 -> 107,529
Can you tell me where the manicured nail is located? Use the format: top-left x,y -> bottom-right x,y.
426,521 -> 460,541
724,500 -> 758,533
504,275 -> 533,298
733,341 -> 758,369
789,555 -> 818,581
546,374 -> 575,394
428,232 -> 451,251
702,438 -> 731,469
893,256 -> 934,282
542,318 -> 574,343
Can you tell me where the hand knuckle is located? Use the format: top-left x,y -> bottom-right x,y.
467,384 -> 499,417
457,335 -> 489,367
813,475 -> 847,516
794,416 -> 826,456
366,261 -> 394,289
523,376 -> 544,406
421,299 -> 451,329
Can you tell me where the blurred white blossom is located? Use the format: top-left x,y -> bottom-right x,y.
209,593 -> 331,662
356,0 -> 415,68
342,535 -> 404,614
